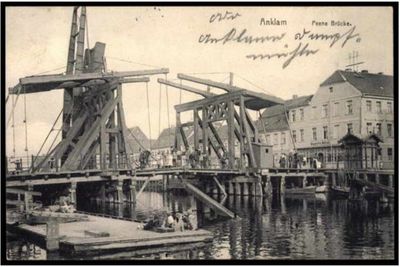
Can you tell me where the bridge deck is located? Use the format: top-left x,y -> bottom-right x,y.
6,167 -> 394,187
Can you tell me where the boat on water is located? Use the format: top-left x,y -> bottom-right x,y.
330,186 -> 349,197
316,185 -> 329,193
285,186 -> 316,194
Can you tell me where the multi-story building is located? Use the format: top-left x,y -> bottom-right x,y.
258,95 -> 313,166
258,69 -> 394,169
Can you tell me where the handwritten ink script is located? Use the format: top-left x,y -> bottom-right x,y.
198,11 -> 361,68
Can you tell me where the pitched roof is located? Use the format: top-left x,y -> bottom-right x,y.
257,95 -> 312,132
126,126 -> 150,153
152,127 -> 176,149
320,70 -> 393,97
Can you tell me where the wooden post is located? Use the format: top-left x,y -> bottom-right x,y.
388,174 -> 393,188
69,182 -> 77,207
235,182 -> 241,196
193,109 -> 199,151
202,107 -> 208,156
302,176 -> 307,188
46,218 -> 60,251
228,181 -> 235,195
243,182 -> 249,196
115,179 -> 124,203
99,183 -> 106,203
251,182 -> 257,196
227,100 -> 235,169
280,176 -> 286,194
129,179 -> 136,203
375,173 -> 380,184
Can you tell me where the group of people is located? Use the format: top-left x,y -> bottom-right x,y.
142,210 -> 197,232
279,153 -> 322,169
138,147 -> 221,169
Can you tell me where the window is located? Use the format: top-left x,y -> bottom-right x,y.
322,104 -> 328,118
281,132 -> 286,144
333,125 -> 339,139
300,109 -> 304,121
387,102 -> 392,113
312,128 -> 317,141
376,123 -> 382,136
266,134 -> 271,145
366,123 -> 372,134
333,102 -> 339,116
292,130 -> 297,143
300,129 -> 304,142
387,123 -> 392,137
273,134 -> 278,145
291,110 -> 296,122
346,100 -> 353,115
388,148 -> 393,161
366,100 -> 372,112
329,86 -> 333,93
347,123 -> 353,134
323,126 -> 328,140
312,106 -> 317,119
376,101 -> 382,113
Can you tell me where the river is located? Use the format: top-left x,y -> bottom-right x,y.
6,191 -> 395,260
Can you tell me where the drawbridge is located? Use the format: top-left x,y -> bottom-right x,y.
6,6 -> 289,218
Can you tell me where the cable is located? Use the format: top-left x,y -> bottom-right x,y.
85,12 -> 90,52
33,66 -> 66,76
179,79 -> 182,104
182,72 -> 229,75
234,73 -> 275,96
158,82 -> 162,138
126,127 -> 157,161
107,56 -> 162,69
146,82 -> 152,150
6,85 -> 21,128
165,74 -> 171,142
23,88 -> 29,160
11,94 -> 15,158
30,108 -> 63,172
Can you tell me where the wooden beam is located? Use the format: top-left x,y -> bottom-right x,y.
182,180 -> 235,218
11,69 -> 169,94
193,110 -> 199,150
158,78 -> 216,98
175,90 -> 243,113
121,77 -> 150,84
61,96 -> 120,170
177,73 -> 239,92
227,100 -> 235,167
6,188 -> 42,196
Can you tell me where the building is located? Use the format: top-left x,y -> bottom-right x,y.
258,95 -> 313,166
258,69 -> 394,169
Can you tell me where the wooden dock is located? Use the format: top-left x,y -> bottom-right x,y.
6,214 -> 213,257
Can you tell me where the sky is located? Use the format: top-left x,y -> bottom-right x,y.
5,6 -> 393,156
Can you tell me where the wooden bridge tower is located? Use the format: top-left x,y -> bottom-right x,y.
159,74 -> 283,173
9,6 -> 169,172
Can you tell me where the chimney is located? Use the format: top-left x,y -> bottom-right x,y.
292,94 -> 298,99
361,70 -> 368,73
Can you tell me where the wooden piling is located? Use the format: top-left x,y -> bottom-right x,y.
228,182 -> 235,195
69,182 -> 77,207
129,180 -> 136,203
242,182 -> 249,196
280,176 -> 286,194
46,218 -> 60,251
235,182 -> 241,196
115,180 -> 123,203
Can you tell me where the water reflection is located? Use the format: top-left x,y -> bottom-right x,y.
6,191 -> 394,260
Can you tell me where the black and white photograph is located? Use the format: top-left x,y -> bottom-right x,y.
2,2 -> 397,263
